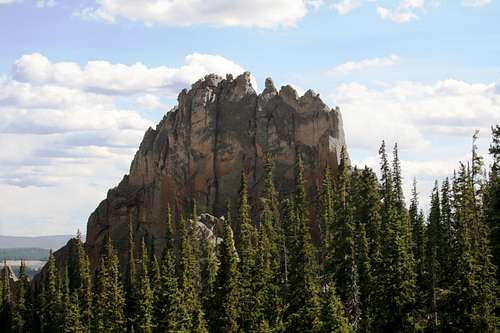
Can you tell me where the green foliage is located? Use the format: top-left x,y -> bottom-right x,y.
63,291 -> 84,333
135,239 -> 153,333
211,204 -> 239,333
92,234 -> 126,333
26,132 -> 500,333
155,207 -> 184,333
284,155 -> 322,333
321,282 -> 354,333
125,222 -> 137,332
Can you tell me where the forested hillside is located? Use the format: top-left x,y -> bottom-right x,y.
1,126 -> 499,333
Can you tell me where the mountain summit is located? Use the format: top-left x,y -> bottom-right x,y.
80,72 -> 347,266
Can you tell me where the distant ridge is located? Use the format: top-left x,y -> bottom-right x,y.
0,235 -> 76,250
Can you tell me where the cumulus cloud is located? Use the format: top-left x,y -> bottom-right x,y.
377,0 -> 425,23
463,0 -> 492,7
334,78 -> 499,208
135,94 -> 164,110
36,0 -> 56,8
334,79 -> 499,150
12,52 -> 256,98
329,54 -> 400,75
333,0 -> 362,14
0,52 -> 253,235
76,0 -> 311,28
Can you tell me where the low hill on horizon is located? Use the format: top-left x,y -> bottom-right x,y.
0,234 -> 76,250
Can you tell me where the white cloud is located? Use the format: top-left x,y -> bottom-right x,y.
36,0 -> 56,8
334,79 -> 500,150
334,78 -> 499,208
13,52 -> 256,98
77,0 -> 311,28
333,0 -> 362,14
463,0 -> 492,7
0,52 -> 253,235
0,0 -> 18,4
329,54 -> 400,75
135,94 -> 165,110
307,0 -> 324,9
377,0 -> 425,23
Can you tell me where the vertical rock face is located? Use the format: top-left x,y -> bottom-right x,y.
84,72 -> 347,266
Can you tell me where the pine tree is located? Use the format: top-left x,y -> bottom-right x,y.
440,178 -> 455,288
189,200 -> 208,333
12,260 -> 32,333
263,154 -> 290,293
442,163 -> 497,332
155,207 -> 184,333
409,179 -> 426,313
321,281 -> 354,333
485,125 -> 500,281
257,199 -> 284,330
284,155 -> 322,333
64,291 -> 84,333
374,141 -> 417,332
135,239 -> 153,333
92,234 -> 126,333
41,250 -> 63,333
201,230 -> 218,312
319,167 -> 335,271
330,147 -> 360,330
352,167 -> 382,284
177,216 -> 194,330
236,170 -> 258,332
125,222 -> 137,332
356,222 -> 372,332
74,232 -> 91,331
211,203 -> 239,333
425,182 -> 443,331
1,260 -> 13,333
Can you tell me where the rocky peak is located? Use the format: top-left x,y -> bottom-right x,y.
70,73 -> 347,269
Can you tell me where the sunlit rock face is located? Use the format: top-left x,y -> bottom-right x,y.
81,72 -> 347,268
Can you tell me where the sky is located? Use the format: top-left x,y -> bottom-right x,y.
0,0 -> 499,236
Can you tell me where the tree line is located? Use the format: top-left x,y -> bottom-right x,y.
1,125 -> 499,333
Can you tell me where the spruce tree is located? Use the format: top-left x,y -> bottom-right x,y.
41,250 -> 63,333
155,207 -> 184,333
440,177 -> 455,288
177,215 -> 195,330
425,182 -> 443,331
409,179 -> 426,313
1,260 -> 13,333
236,170 -> 258,332
135,239 -> 153,333
321,282 -> 354,333
211,204 -> 239,333
74,232 -> 92,331
442,163 -> 497,332
284,155 -> 322,333
374,141 -> 417,332
257,200 -> 284,330
356,222 -> 372,332
63,291 -> 84,333
485,125 -> 500,281
330,147 -> 360,330
319,167 -> 335,271
13,260 -> 31,333
201,230 -> 218,312
92,234 -> 126,333
125,222 -> 137,332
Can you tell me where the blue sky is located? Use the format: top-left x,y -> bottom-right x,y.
0,0 -> 499,235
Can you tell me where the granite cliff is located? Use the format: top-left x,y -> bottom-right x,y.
67,72 -> 347,268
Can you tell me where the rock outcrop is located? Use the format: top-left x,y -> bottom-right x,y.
81,72 -> 347,267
